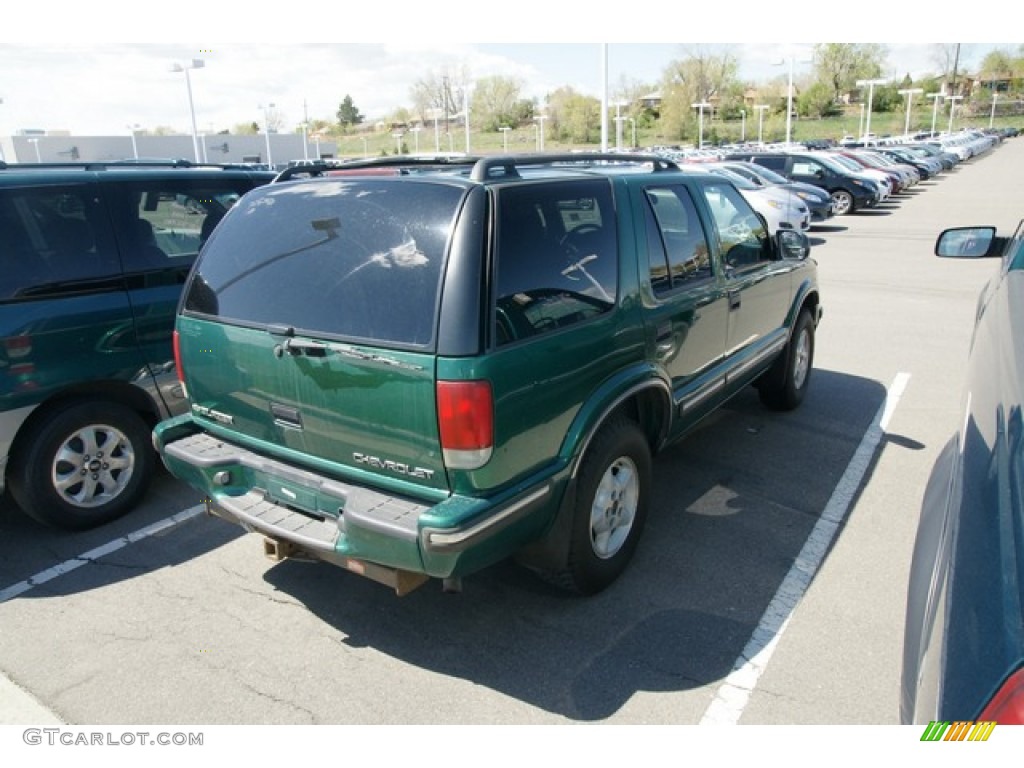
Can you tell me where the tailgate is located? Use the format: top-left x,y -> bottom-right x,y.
178,316 -> 447,491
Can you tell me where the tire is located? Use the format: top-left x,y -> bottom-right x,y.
831,189 -> 855,215
8,400 -> 154,530
758,309 -> 814,411
559,417 -> 651,595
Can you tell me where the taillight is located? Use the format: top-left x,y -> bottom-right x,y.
172,330 -> 188,399
978,668 -> 1024,724
437,380 -> 493,470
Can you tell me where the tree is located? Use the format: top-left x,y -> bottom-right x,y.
336,95 -> 364,132
544,86 -> 601,144
797,81 -> 841,119
813,44 -> 887,103
658,46 -> 741,143
409,64 -> 471,130
472,75 -> 526,132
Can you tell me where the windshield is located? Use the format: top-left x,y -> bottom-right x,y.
705,165 -> 756,190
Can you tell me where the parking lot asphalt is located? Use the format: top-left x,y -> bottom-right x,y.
1,138 -> 1021,728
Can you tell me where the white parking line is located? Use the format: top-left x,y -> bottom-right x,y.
700,372 -> 911,725
0,504 -> 205,604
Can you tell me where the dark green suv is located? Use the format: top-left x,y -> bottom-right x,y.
0,161 -> 273,529
154,154 -> 821,594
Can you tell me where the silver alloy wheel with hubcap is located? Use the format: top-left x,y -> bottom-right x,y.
52,423 -> 136,509
589,455 -> 640,559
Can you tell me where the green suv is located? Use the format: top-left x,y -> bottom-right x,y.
154,154 -> 821,594
0,161 -> 273,529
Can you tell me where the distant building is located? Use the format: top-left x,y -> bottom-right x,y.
0,132 -> 336,166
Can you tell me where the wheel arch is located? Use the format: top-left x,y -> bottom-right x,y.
7,380 -> 164,474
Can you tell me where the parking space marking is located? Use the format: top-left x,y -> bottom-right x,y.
0,505 -> 205,604
699,372 -> 911,725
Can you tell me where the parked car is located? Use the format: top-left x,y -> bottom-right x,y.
901,220 -> 1024,724
0,161 -> 274,529
154,153 -> 821,596
683,163 -> 810,235
726,151 -> 881,215
716,160 -> 834,223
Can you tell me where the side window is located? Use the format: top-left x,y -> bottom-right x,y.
791,160 -> 823,178
698,181 -> 771,271
0,185 -> 119,300
643,186 -> 711,296
118,180 -> 249,273
494,181 -> 617,346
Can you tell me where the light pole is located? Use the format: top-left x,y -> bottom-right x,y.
628,117 -> 636,149
361,136 -> 368,157
499,126 -> 511,153
754,104 -> 769,144
259,103 -> 276,168
170,59 -> 204,163
613,101 -> 627,150
945,95 -> 963,134
774,52 -> 810,145
898,88 -> 923,137
927,92 -> 943,137
391,132 -> 404,154
856,78 -> 887,142
740,109 -> 746,142
534,114 -> 548,152
691,102 -> 711,149
410,125 -> 421,153
990,92 -> 999,128
127,124 -> 140,159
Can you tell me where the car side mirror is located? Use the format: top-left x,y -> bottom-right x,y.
935,226 -> 999,259
777,230 -> 810,261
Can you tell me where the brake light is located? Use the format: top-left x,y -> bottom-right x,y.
437,380 -> 493,470
172,330 -> 188,398
978,668 -> 1024,724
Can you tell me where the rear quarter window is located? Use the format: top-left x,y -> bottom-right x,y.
493,180 -> 617,346
183,179 -> 464,347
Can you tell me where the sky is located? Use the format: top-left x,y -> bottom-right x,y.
0,4 -> 1014,137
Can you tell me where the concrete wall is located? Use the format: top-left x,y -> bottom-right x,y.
0,133 -> 336,166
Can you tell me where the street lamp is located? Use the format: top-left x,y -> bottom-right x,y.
170,59 -> 204,163
613,101 -> 627,150
534,114 -> 548,152
391,131 -> 404,154
754,104 -> 769,144
897,88 -> 923,137
774,52 -> 811,145
990,92 -> 999,128
740,109 -> 746,142
945,95 -> 963,134
856,78 -> 887,143
499,126 -> 511,153
410,125 -> 422,153
628,117 -> 636,149
691,102 -> 711,149
926,92 -> 943,137
259,103 -> 276,168
127,124 -> 140,159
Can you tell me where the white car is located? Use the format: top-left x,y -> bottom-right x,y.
696,164 -> 810,235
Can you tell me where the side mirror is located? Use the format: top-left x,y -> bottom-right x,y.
777,229 -> 810,261
935,226 -> 999,259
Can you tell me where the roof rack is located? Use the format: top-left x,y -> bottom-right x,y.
271,152 -> 681,184
467,153 -> 680,181
272,155 -> 477,183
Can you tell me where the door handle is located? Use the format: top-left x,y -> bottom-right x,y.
729,291 -> 741,311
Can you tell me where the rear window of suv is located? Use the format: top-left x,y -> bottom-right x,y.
183,179 -> 465,347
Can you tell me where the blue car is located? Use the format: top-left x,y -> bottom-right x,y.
901,221 -> 1024,724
